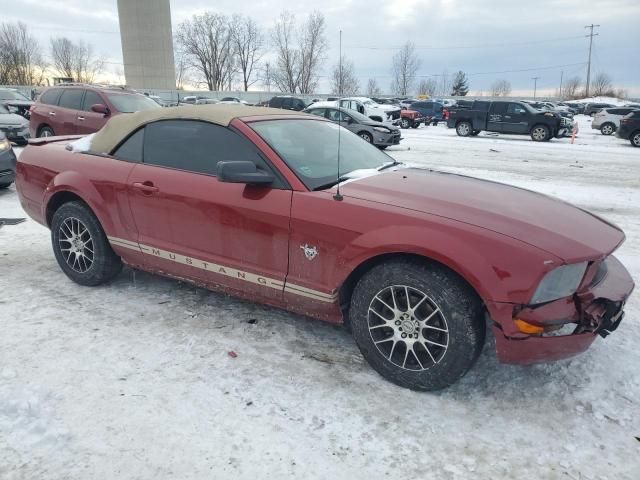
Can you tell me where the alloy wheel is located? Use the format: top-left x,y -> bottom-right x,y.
633,133 -> 640,147
532,127 -> 547,141
457,123 -> 470,136
360,133 -> 372,142
367,285 -> 449,371
601,124 -> 614,135
58,217 -> 94,273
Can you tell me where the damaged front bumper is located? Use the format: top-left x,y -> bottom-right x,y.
489,255 -> 634,364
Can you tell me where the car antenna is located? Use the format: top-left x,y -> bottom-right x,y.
333,29 -> 344,202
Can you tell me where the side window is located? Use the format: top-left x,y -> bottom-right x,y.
295,99 -> 305,110
308,108 -> 326,118
270,97 -> 282,108
39,89 -> 61,106
143,120 -> 269,176
282,98 -> 292,108
112,128 -> 144,163
491,103 -> 508,114
507,103 -> 526,115
82,91 -> 104,111
58,89 -> 84,110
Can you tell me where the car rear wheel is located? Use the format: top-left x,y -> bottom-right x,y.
358,131 -> 373,143
38,126 -> 55,138
400,118 -> 410,129
530,125 -> 550,142
349,259 -> 485,391
51,201 -> 123,286
456,121 -> 472,137
0,181 -> 13,189
600,123 -> 615,135
631,131 -> 640,148
411,122 -> 420,129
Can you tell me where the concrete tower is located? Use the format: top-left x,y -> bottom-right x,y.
117,0 -> 176,89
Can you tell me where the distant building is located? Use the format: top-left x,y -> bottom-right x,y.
117,0 -> 176,89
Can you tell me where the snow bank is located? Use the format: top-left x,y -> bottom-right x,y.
65,134 -> 95,153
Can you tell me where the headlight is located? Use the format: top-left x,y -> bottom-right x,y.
530,262 -> 588,304
373,126 -> 391,133
0,138 -> 11,152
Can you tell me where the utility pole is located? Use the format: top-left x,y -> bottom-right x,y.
584,24 -> 600,97
532,76 -> 540,99
559,70 -> 563,99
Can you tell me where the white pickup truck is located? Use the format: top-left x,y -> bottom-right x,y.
311,97 -> 401,125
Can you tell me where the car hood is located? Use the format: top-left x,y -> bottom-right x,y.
0,113 -> 28,126
1,100 -> 33,108
362,120 -> 399,131
341,168 -> 624,262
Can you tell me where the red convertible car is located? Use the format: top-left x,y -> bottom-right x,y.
15,105 -> 634,390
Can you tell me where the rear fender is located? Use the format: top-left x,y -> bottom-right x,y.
43,171 -> 115,232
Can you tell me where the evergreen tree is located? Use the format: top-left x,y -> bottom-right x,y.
450,70 -> 469,96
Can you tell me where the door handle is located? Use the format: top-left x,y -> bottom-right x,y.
77,116 -> 85,121
48,112 -> 56,116
132,181 -> 159,194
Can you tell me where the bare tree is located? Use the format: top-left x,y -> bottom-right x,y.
366,78 -> 381,97
271,11 -> 327,94
330,56 -> 359,95
260,61 -> 273,92
437,70 -> 451,97
231,15 -> 263,91
390,42 -> 420,96
271,11 -> 300,93
176,12 -> 235,91
0,22 -> 46,85
51,38 -> 103,83
298,11 -> 327,94
591,72 -> 614,97
562,76 -> 581,99
417,78 -> 437,96
490,79 -> 512,96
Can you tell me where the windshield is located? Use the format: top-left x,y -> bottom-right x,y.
0,89 -> 30,101
251,119 -> 392,190
107,94 -> 161,113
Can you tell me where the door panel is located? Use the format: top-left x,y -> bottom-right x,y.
126,164 -> 292,302
502,104 -> 529,134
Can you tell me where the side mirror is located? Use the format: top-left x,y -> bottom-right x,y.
91,104 -> 109,115
217,161 -> 274,185
346,116 -> 354,124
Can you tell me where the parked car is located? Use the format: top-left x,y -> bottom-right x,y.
0,88 -> 34,119
448,100 -> 571,141
304,105 -> 402,148
584,102 -> 615,117
591,107 -> 639,135
180,95 -> 218,105
0,131 -> 17,189
399,109 -> 425,128
0,103 -> 30,145
616,110 -> 640,147
335,97 -> 401,124
30,84 -> 161,137
268,96 -> 309,111
15,105 -> 635,390
407,101 -> 445,125
220,97 -> 249,105
562,102 -> 586,114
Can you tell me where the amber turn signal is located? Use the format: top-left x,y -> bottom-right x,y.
514,319 -> 544,335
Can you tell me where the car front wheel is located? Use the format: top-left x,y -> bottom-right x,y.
349,259 -> 485,391
38,126 -> 55,137
530,125 -> 550,142
631,131 -> 640,148
51,201 -> 123,286
358,131 -> 373,143
400,118 -> 410,129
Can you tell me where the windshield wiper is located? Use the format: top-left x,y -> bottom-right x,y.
377,160 -> 401,171
313,176 -> 349,191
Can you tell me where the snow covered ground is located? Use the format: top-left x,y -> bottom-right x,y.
1,115 -> 639,479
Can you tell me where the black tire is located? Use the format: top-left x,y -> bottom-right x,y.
470,130 -> 480,136
378,146 -> 388,150
38,126 -> 55,138
631,131 -> 640,148
600,123 -> 615,136
349,259 -> 485,391
51,201 -> 122,286
530,124 -> 550,142
411,122 -> 419,129
0,181 -> 13,189
400,118 -> 410,129
456,121 -> 472,137
358,131 -> 373,143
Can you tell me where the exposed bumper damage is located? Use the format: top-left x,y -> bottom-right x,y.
490,255 -> 634,364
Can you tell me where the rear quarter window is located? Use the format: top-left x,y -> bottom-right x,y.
58,89 -> 85,110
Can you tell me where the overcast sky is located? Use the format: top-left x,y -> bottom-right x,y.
3,0 -> 639,95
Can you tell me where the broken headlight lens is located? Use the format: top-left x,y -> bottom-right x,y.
530,262 -> 588,305
0,138 -> 11,152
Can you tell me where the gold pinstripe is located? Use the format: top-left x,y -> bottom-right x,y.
107,236 -> 336,303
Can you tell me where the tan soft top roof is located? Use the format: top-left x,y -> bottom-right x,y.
90,104 -> 306,154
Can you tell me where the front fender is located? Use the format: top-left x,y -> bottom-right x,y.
335,222 -> 559,307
